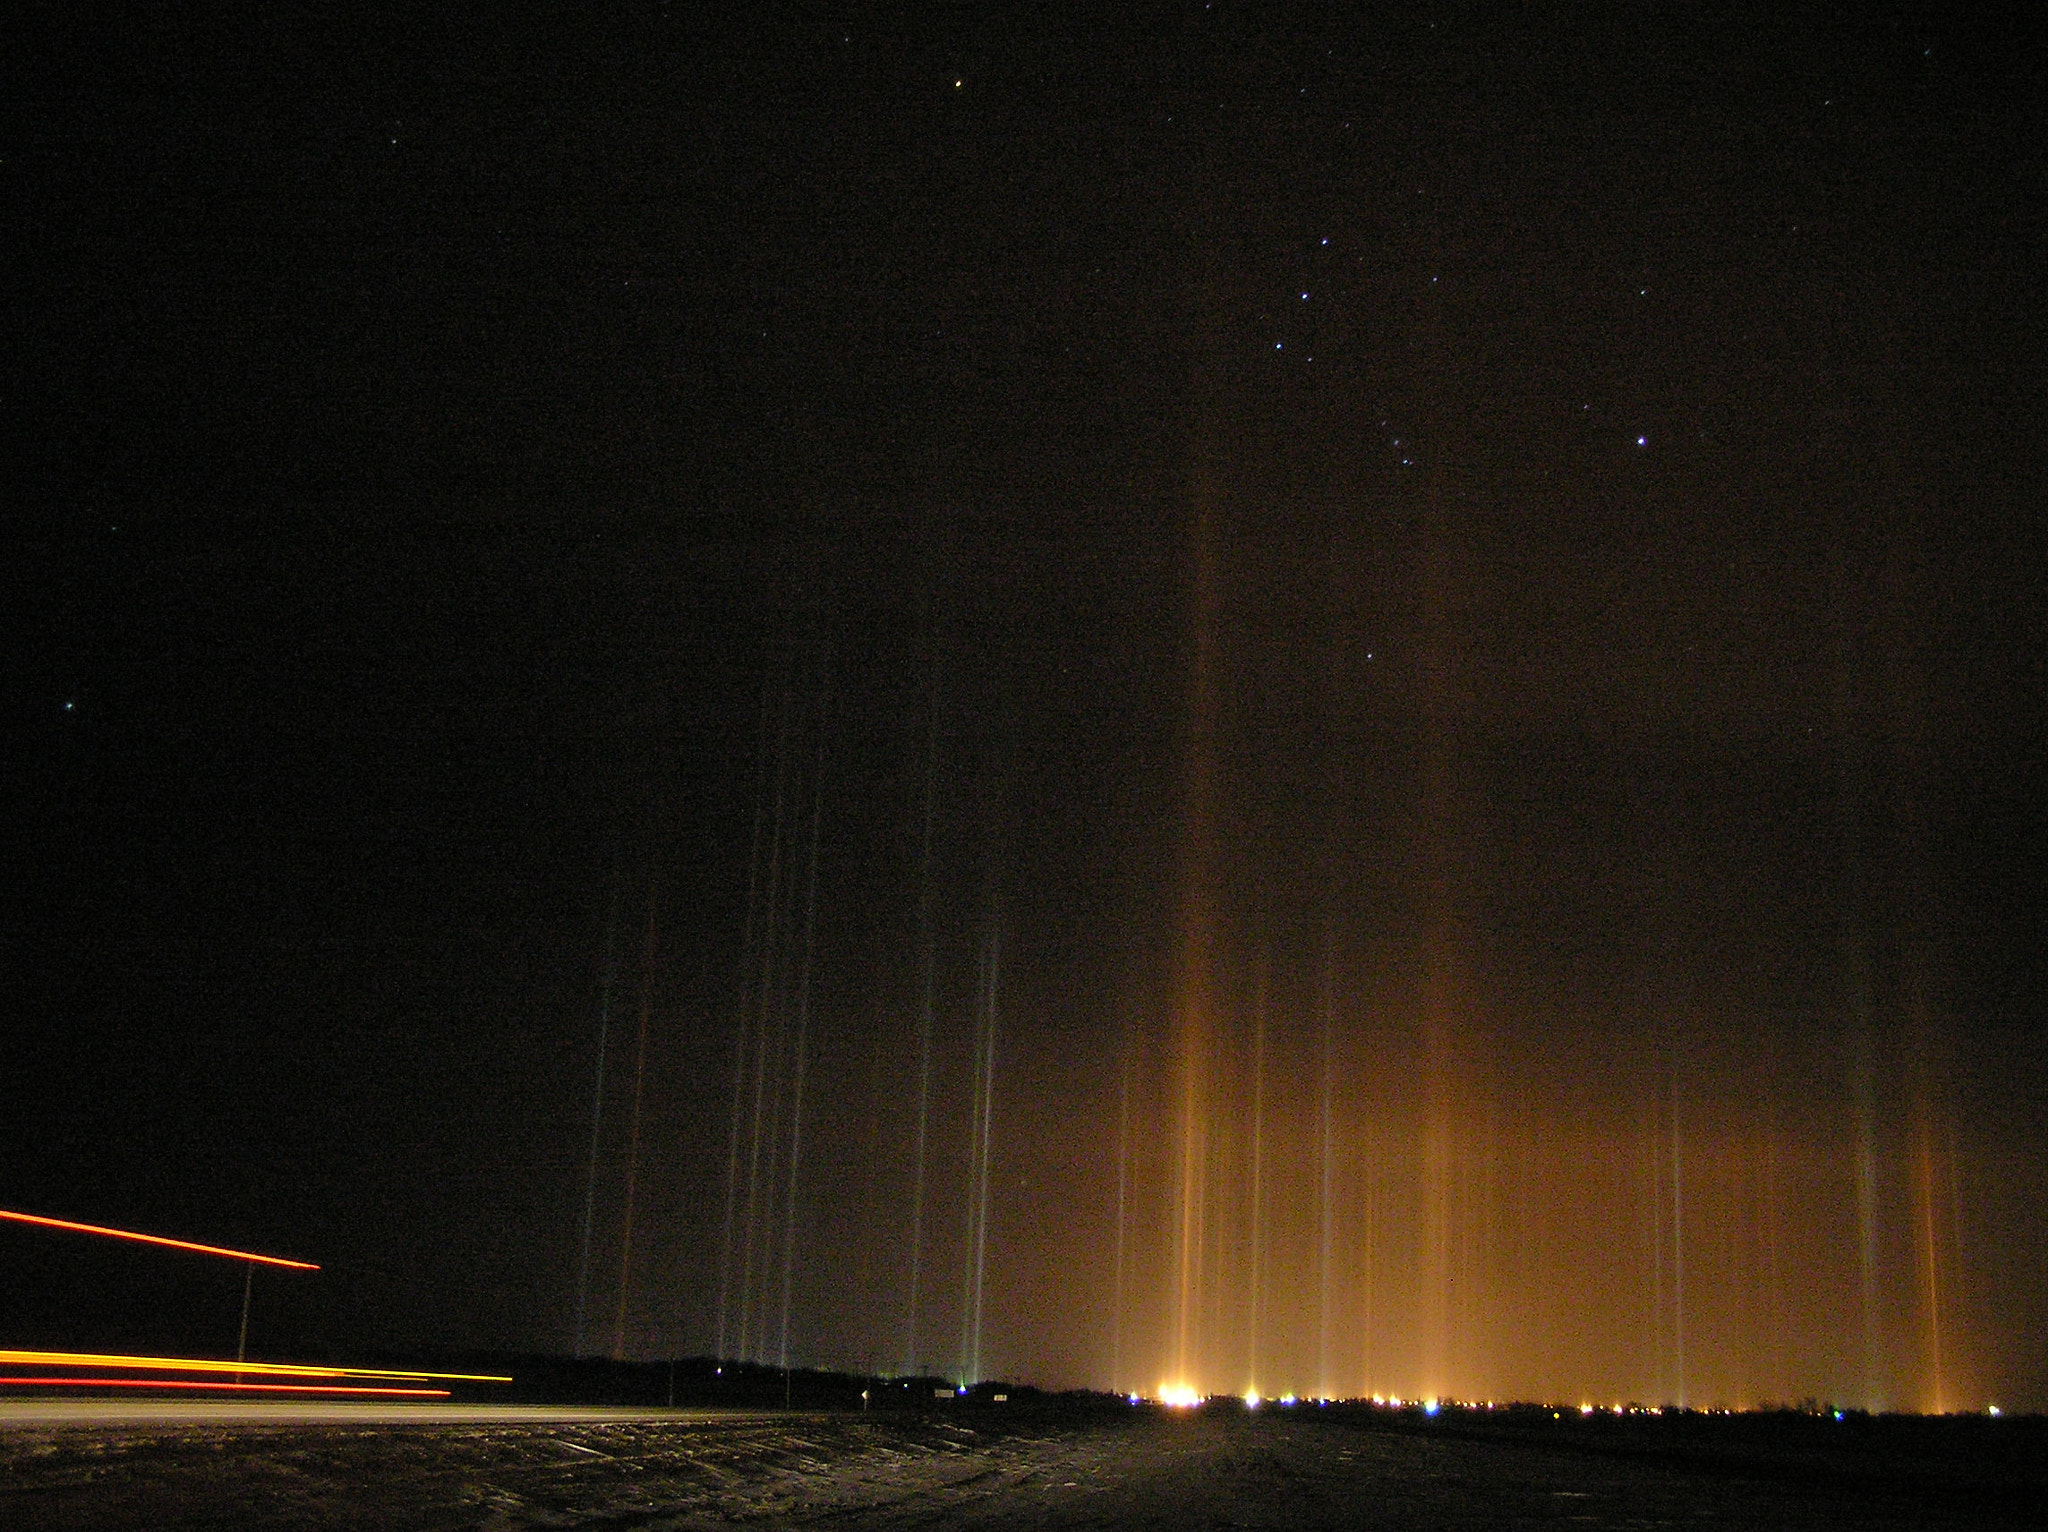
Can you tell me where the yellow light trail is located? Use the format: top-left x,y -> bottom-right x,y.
0,1378 -> 451,1397
0,1208 -> 319,1270
0,1350 -> 511,1383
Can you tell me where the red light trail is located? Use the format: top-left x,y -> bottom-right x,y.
0,1208 -> 319,1270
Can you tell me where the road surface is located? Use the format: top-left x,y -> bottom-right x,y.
4,1400 -> 2042,1528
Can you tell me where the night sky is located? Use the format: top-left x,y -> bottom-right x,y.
5,4 -> 2044,1409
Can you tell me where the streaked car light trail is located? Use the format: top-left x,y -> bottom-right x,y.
0,1378 -> 451,1396
0,1350 -> 511,1383
0,1209 -> 319,1270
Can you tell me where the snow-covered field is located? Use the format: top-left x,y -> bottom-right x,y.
1,1401 -> 2037,1528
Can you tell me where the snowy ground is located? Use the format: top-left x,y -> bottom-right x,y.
2,1401 -> 2039,1529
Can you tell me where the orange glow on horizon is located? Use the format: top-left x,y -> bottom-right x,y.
0,1378 -> 451,1397
0,1208 -> 319,1270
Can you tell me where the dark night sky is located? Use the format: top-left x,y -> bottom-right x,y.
3,4 -> 2044,1405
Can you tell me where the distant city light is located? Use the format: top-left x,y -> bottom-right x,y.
1159,1383 -> 1202,1407
1244,1390 -> 1261,1408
